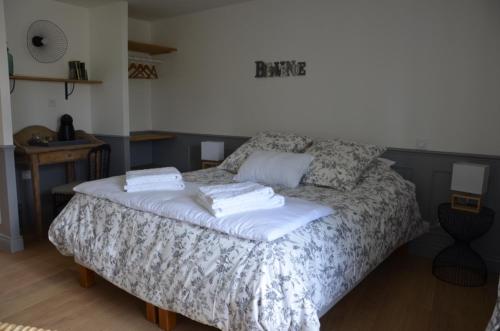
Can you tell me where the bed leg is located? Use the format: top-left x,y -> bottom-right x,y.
158,308 -> 177,331
78,265 -> 96,288
145,302 -> 158,324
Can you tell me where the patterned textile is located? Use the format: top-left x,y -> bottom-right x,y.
303,139 -> 386,191
485,282 -> 500,331
49,161 -> 426,331
218,131 -> 312,173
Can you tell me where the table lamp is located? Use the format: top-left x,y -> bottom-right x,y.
450,162 -> 489,213
201,141 -> 225,161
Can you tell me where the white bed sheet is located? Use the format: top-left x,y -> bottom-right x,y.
74,177 -> 333,241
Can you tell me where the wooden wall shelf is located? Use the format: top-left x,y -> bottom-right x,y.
9,75 -> 102,100
10,75 -> 102,84
130,132 -> 176,143
128,40 -> 177,55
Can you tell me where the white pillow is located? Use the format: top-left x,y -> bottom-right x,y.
234,151 -> 314,188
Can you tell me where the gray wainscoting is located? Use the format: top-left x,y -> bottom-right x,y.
15,155 -> 89,237
150,132 -> 248,172
130,140 -> 153,169
12,130 -> 500,271
149,132 -> 500,271
95,134 -> 130,176
0,145 -> 23,252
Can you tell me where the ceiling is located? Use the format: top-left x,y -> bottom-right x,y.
55,0 -> 255,21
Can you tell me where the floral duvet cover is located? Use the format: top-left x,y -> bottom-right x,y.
485,282 -> 500,331
49,160 -> 426,331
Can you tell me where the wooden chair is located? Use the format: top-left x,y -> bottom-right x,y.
52,144 -> 111,215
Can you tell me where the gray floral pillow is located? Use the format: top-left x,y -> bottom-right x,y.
302,139 -> 386,191
218,131 -> 313,173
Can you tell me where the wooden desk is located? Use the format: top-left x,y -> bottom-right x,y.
14,126 -> 104,239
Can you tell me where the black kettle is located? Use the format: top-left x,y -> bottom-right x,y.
58,114 -> 75,141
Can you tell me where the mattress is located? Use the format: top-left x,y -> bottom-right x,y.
49,159 -> 427,331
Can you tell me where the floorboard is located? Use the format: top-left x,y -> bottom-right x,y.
0,242 -> 497,331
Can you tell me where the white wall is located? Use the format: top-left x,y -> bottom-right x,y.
129,18 -> 151,43
5,0 -> 92,134
89,1 -> 129,136
129,18 -> 152,132
0,0 -> 12,145
151,0 -> 500,156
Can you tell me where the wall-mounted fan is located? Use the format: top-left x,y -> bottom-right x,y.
27,20 -> 68,63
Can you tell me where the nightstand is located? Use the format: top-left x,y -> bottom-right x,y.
201,160 -> 222,169
432,202 -> 494,287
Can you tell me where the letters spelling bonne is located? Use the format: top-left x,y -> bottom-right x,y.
255,61 -> 306,78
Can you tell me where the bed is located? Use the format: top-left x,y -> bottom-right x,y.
49,157 -> 427,331
485,281 -> 500,331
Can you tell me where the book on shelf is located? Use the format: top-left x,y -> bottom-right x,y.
68,61 -> 88,80
79,62 -> 88,80
76,61 -> 82,80
68,61 -> 79,80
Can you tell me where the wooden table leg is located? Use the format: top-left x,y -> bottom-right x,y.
66,161 -> 76,182
30,155 -> 43,239
158,308 -> 177,331
145,302 -> 158,324
78,265 -> 96,288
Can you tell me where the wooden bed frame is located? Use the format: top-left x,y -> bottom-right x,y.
78,265 -> 177,331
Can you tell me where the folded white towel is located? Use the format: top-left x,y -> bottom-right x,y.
126,174 -> 183,186
125,181 -> 185,192
198,182 -> 274,207
195,193 -> 254,210
126,167 -> 182,185
197,193 -> 285,217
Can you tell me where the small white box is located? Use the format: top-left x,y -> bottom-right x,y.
201,141 -> 225,161
451,162 -> 489,195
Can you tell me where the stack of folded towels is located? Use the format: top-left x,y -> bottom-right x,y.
124,167 -> 185,192
196,182 -> 285,217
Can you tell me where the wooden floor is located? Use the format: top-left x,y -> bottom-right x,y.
0,242 -> 497,331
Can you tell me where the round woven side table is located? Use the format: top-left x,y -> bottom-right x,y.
432,203 -> 494,287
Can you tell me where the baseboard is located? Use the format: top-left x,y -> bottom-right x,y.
0,233 -> 24,253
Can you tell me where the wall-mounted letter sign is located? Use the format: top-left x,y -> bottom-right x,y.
255,60 -> 306,78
